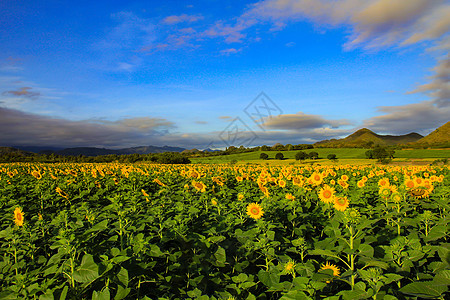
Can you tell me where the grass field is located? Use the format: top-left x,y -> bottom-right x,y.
191,148 -> 450,164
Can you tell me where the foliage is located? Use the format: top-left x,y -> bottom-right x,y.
259,153 -> 269,160
275,152 -> 284,160
327,154 -> 337,161
0,162 -> 449,299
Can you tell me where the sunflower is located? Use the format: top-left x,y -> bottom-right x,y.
378,177 -> 390,187
285,193 -> 296,201
259,185 -> 270,198
318,185 -> 335,204
391,192 -> 402,203
278,179 -> 286,188
357,180 -> 365,188
55,187 -> 68,199
238,193 -> 245,201
282,260 -> 297,277
292,176 -> 304,187
334,196 -> 349,211
310,172 -> 323,185
341,174 -> 349,181
246,203 -> 264,220
31,170 -> 42,179
404,178 -> 415,189
344,208 -> 360,224
321,262 -> 340,276
192,180 -> 206,192
211,199 -> 218,206
153,178 -> 166,186
14,207 -> 24,227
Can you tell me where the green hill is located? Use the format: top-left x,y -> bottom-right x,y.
315,128 -> 422,148
413,121 -> 450,147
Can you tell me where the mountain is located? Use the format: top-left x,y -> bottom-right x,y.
117,145 -> 185,154
54,145 -> 186,156
315,128 -> 423,148
3,145 -> 186,156
413,121 -> 450,147
13,146 -> 64,153
0,147 -> 34,156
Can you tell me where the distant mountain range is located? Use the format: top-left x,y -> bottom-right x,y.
6,145 -> 186,156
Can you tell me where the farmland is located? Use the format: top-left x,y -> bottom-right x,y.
0,162 -> 449,299
191,148 -> 450,165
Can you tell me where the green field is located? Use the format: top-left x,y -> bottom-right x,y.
191,148 -> 450,164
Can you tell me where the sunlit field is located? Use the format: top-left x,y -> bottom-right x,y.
1,162 -> 449,299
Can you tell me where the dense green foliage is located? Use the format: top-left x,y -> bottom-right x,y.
0,163 -> 449,299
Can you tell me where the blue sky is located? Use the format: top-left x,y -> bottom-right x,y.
0,0 -> 448,149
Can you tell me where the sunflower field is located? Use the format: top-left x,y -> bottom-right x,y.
0,162 -> 449,299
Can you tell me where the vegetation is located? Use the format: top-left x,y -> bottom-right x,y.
0,162 -> 448,299
259,153 -> 269,160
275,152 -> 284,160
327,154 -> 337,161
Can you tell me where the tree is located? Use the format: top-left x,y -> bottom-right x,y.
275,152 -> 284,160
260,145 -> 269,151
295,151 -> 308,161
327,154 -> 337,160
365,150 -> 374,159
308,151 -> 319,160
372,145 -> 395,163
259,152 -> 269,160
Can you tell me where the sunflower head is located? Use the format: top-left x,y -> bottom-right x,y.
321,262 -> 340,277
246,203 -> 264,220
282,260 -> 297,276
14,207 -> 24,227
318,185 -> 335,204
334,196 -> 349,211
344,208 -> 361,224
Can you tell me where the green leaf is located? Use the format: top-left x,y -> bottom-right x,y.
214,246 -> 226,265
258,269 -> 280,289
424,226 -> 447,242
309,249 -> 337,257
358,244 -> 374,257
73,254 -> 99,283
232,273 -> 248,283
59,286 -> 68,300
116,267 -> 128,287
383,273 -> 403,284
280,290 -> 310,300
38,292 -> 54,300
92,288 -> 110,300
149,244 -> 164,257
399,281 -> 447,298
85,220 -> 108,234
114,286 -> 130,300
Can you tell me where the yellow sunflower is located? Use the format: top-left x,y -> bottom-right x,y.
334,196 -> 349,211
246,203 -> 264,220
278,179 -> 286,188
14,207 -> 24,227
378,177 -> 390,187
192,180 -> 206,192
357,180 -> 365,188
318,185 -> 335,204
321,262 -> 340,276
31,170 -> 42,179
285,193 -> 296,201
310,172 -> 323,185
